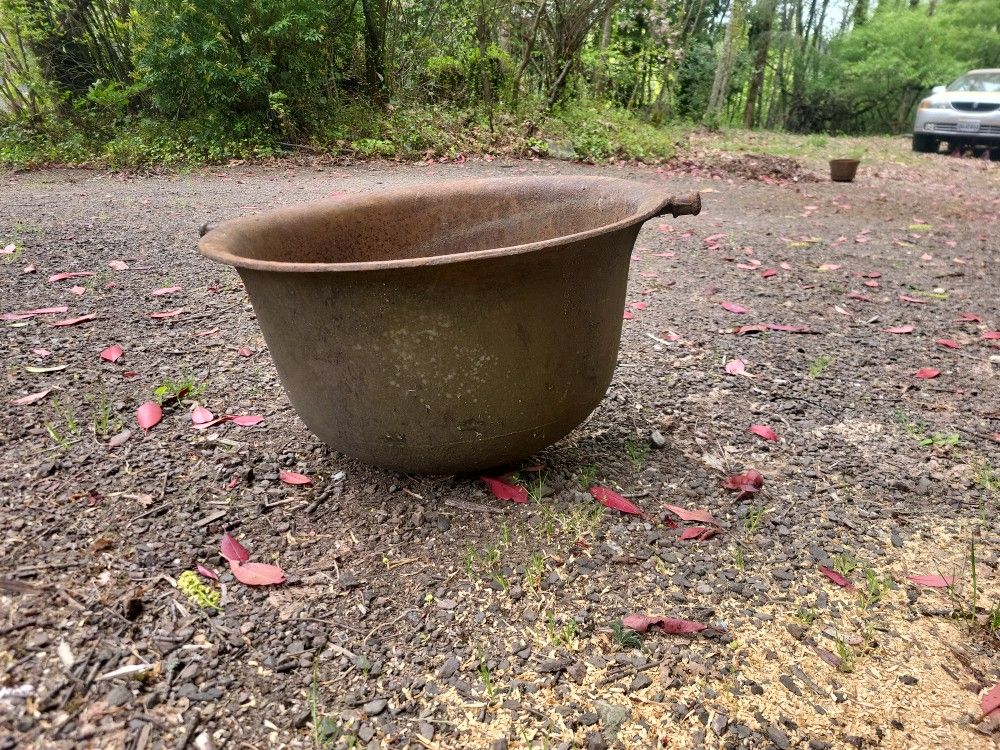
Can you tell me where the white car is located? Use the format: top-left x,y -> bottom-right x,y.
912,69 -> 1000,154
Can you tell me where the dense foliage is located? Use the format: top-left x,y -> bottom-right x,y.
0,0 -> 997,165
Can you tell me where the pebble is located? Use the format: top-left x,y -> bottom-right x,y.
105,685 -> 132,707
766,725 -> 791,749
363,698 -> 387,716
438,656 -> 460,679
585,732 -> 608,750
578,712 -> 599,727
418,722 -> 434,741
650,430 -> 666,448
629,674 -> 652,692
710,712 -> 729,735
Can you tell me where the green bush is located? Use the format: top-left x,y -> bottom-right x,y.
423,56 -> 468,104
466,45 -> 513,103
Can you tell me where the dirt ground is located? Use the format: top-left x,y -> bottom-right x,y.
2,137 -> 999,750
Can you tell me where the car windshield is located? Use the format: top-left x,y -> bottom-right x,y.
947,72 -> 1000,92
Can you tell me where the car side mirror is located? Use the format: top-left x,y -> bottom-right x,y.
931,85 -> 946,94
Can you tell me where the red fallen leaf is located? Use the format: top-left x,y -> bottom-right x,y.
1,243 -> 14,254
723,469 -> 764,494
703,233 -> 725,245
817,263 -> 841,272
623,310 -> 634,320
622,614 -> 708,635
122,371 -> 139,379
819,566 -> 854,589
136,402 -> 162,432
48,271 -> 95,282
226,475 -> 240,489
992,433 -> 1000,443
680,526 -> 718,541
863,271 -> 882,278
220,532 -> 250,563
591,486 -> 644,516
982,331 -> 1000,340
196,563 -> 219,581
957,312 -> 982,322
748,424 -> 778,442
237,347 -> 253,357
150,308 -> 185,319
100,345 -> 123,362
914,368 -> 940,379
229,414 -> 265,426
22,264 -> 35,274
898,295 -> 927,304
70,285 -> 86,295
664,504 -> 716,525
847,291 -> 870,301
814,646 -> 842,668
982,682 -> 1000,718
907,574 -> 954,587
721,301 -> 748,314
151,286 -> 182,296
228,559 -> 286,586
108,260 -> 129,271
863,280 -> 879,288
107,428 -> 131,448
0,305 -> 69,321
761,268 -> 778,279
630,301 -> 647,311
883,325 -> 914,334
191,405 -> 214,425
32,348 -> 51,357
279,470 -> 312,486
52,313 -> 97,327
935,339 -> 960,349
724,359 -> 746,375
10,389 -> 52,405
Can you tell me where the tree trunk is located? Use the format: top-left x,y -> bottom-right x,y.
511,0 -> 546,108
594,9 -> 613,97
743,0 -> 777,128
705,0 -> 745,126
361,0 -> 387,102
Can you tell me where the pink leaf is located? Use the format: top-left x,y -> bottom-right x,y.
52,313 -> 97,327
151,286 -> 182,296
279,470 -> 312,486
482,476 -> 529,504
898,295 -> 927,304
591,486 -> 644,516
100,345 -> 123,362
622,615 -> 708,635
680,526 -> 718,541
48,271 -> 95,283
992,433 -> 1000,443
123,371 -> 139,379
748,424 -> 778,442
982,331 -> 1000,340
1,243 -> 14,254
226,475 -> 240,490
761,268 -> 778,279
863,280 -> 880,288
847,291 -> 870,301
819,566 -> 854,589
630,301 -> 647,311
957,312 -> 981,322
721,301 -> 748,314
32,348 -> 51,357
934,338 -> 960,349
913,368 -> 940,379
228,414 -> 264,427
196,563 -> 219,581
724,359 -> 746,376
191,405 -> 214,425
883,326 -> 913,334
150,308 -> 184,319
135,402 -> 162,432
22,264 -> 35,274
108,260 -> 129,271
70,285 -> 86,295
723,469 -> 764,494
863,271 -> 882,278
702,233 -> 725,245
817,263 -> 841,272
0,306 -> 69,321
623,310 -> 634,320
237,347 -> 253,357
907,574 -> 954,588
664,504 -> 716,524
220,532 -> 250,563
10,389 -> 52,405
228,560 -> 286,586
982,682 -> 1000,718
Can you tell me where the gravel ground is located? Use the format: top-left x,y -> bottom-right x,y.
1,140 -> 999,750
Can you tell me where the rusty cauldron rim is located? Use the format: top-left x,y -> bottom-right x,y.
198,176 -> 701,273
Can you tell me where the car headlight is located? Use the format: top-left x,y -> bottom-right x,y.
919,99 -> 951,110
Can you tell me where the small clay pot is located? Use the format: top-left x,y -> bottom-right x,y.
829,158 -> 860,182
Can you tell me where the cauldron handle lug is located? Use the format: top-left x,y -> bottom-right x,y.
656,192 -> 701,218
199,221 -> 217,238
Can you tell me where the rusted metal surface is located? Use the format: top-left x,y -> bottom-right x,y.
199,177 -> 700,473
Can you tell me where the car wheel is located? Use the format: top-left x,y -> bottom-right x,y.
911,134 -> 938,153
